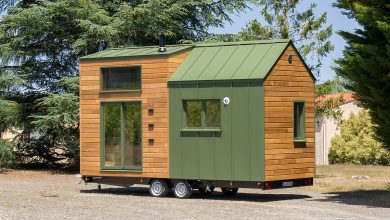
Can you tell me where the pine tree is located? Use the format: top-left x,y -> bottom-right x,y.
0,0 -> 249,166
239,0 -> 334,76
334,0 -> 390,149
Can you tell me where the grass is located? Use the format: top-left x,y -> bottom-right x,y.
313,164 -> 390,193
308,165 -> 390,207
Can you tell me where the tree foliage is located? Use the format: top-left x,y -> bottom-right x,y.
334,0 -> 390,149
315,77 -> 347,96
239,0 -> 334,76
0,0 -> 249,167
0,140 -> 16,171
315,77 -> 347,120
329,111 -> 390,166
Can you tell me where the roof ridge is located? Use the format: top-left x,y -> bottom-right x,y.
104,39 -> 291,50
194,39 -> 291,48
106,44 -> 194,50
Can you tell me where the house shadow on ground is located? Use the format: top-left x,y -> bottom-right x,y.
313,189 -> 390,208
80,187 -> 311,203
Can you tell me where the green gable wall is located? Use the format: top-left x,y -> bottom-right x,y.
169,82 -> 265,181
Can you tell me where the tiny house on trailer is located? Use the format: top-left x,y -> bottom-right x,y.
79,39 -> 315,198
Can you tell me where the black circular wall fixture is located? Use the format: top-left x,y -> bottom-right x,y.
288,55 -> 293,64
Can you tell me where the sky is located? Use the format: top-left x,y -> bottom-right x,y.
209,0 -> 360,83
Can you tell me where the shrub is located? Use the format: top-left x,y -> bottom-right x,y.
0,140 -> 16,171
329,110 -> 390,165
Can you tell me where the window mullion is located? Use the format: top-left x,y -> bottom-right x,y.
297,104 -> 300,138
201,100 -> 206,128
120,103 -> 125,168
301,103 -> 305,139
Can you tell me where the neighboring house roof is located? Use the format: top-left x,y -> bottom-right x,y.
168,39 -> 292,82
316,93 -> 356,105
80,45 -> 193,60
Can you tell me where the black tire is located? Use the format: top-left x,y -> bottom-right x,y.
149,179 -> 169,197
221,187 -> 239,195
173,180 -> 192,199
198,186 -> 215,196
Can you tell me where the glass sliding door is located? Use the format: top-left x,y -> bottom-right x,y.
124,103 -> 142,168
103,104 -> 121,167
101,102 -> 142,170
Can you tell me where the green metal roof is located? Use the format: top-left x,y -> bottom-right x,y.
80,45 -> 193,60
168,39 -> 291,82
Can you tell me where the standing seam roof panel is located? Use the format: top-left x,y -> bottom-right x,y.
197,46 -> 238,81
196,46 -> 222,80
183,46 -> 221,81
109,48 -> 151,57
233,44 -> 273,79
215,45 -> 255,80
168,47 -> 205,81
250,43 -> 288,79
168,40 -> 291,82
80,45 -> 193,60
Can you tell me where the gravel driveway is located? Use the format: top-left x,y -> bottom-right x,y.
0,171 -> 388,220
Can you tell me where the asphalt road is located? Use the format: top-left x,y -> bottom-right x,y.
0,171 -> 388,220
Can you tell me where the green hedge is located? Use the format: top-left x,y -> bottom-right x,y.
329,110 -> 390,166
0,140 -> 16,171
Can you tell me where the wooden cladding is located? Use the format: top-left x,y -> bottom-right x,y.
79,51 -> 189,177
264,45 -> 315,181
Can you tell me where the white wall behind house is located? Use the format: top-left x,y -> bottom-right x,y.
0,130 -> 18,140
315,100 -> 363,165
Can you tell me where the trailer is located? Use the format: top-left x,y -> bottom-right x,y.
79,39 -> 315,198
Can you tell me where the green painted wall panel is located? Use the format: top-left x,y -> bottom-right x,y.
181,132 -> 198,178
231,83 -> 251,180
169,86 -> 183,177
198,132 -> 216,179
214,83 -> 233,180
169,82 -> 265,181
198,83 -> 215,98
181,84 -> 198,99
249,82 -> 264,180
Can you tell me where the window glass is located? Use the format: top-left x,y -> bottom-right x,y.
102,67 -> 141,91
294,102 -> 305,140
104,104 -> 121,167
205,100 -> 221,127
185,100 -> 202,127
124,103 -> 142,167
102,102 -> 142,170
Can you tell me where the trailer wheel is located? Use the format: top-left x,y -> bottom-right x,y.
173,180 -> 192,199
198,186 -> 214,196
221,187 -> 238,195
149,179 -> 169,197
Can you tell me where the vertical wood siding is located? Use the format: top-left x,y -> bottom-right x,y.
264,45 -> 315,181
79,51 -> 189,177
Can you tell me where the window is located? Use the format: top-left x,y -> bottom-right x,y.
205,100 -> 221,127
185,100 -> 202,127
294,102 -> 305,141
101,66 -> 141,91
184,99 -> 221,128
101,102 -> 142,170
22,131 -> 30,140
